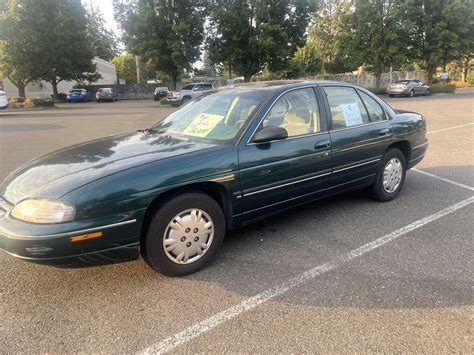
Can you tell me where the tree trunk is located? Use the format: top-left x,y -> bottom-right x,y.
170,72 -> 178,90
461,58 -> 469,83
427,66 -> 436,84
52,80 -> 59,101
18,85 -> 26,99
375,73 -> 382,88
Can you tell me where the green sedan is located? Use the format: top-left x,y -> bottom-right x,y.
0,81 -> 428,276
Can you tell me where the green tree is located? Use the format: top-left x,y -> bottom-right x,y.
401,0 -> 474,83
114,0 -> 206,88
293,43 -> 323,76
0,0 -> 36,97
302,0 -> 356,74
340,0 -> 406,87
207,0 -> 313,82
86,4 -> 119,61
111,54 -> 137,84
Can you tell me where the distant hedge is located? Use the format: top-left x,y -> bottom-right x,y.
429,84 -> 456,94
367,87 -> 387,95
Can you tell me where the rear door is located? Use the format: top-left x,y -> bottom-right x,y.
321,86 -> 393,192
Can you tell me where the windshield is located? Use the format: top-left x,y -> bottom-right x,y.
151,90 -> 267,144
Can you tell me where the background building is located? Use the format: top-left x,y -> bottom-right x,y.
0,57 -> 117,98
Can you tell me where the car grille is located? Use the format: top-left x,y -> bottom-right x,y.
0,197 -> 13,218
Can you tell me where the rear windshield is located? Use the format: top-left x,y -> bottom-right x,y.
395,80 -> 410,84
98,88 -> 112,92
70,89 -> 85,93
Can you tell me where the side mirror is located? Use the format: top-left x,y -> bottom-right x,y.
252,126 -> 288,144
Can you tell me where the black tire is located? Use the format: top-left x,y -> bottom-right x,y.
97,99 -> 101,103
181,96 -> 191,105
425,89 -> 430,96
408,89 -> 414,98
369,148 -> 406,202
142,192 -> 225,276
389,94 -> 394,98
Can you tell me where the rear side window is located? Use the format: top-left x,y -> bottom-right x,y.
358,91 -> 386,122
323,87 -> 370,129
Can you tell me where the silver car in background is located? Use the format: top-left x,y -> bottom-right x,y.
387,80 -> 430,98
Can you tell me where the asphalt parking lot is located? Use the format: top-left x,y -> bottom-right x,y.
0,89 -> 473,352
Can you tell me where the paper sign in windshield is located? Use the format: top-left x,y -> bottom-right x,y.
184,113 -> 224,137
340,103 -> 363,126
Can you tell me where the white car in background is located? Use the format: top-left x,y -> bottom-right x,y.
0,90 -> 8,109
167,83 -> 214,106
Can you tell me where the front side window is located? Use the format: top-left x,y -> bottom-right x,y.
358,91 -> 386,122
261,88 -> 321,137
182,85 -> 195,91
151,90 -> 267,144
324,87 -> 370,129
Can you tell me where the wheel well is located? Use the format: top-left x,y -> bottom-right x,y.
388,140 -> 411,163
140,182 -> 231,246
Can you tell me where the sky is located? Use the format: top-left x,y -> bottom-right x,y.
84,0 -> 120,34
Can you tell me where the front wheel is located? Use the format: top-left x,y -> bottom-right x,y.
408,90 -> 414,98
142,192 -> 225,276
425,89 -> 430,96
369,148 -> 406,202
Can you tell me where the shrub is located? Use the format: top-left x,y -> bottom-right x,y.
32,98 -> 55,107
56,93 -> 67,102
429,83 -> 456,94
23,99 -> 34,109
367,87 -> 387,95
160,98 -> 170,105
467,72 -> 474,86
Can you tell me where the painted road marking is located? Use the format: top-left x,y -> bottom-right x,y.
427,122 -> 474,135
140,196 -> 474,354
412,169 -> 474,191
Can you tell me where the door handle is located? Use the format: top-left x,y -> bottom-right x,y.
314,140 -> 331,149
378,128 -> 391,136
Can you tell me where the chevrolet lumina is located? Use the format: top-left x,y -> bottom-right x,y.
0,81 -> 428,276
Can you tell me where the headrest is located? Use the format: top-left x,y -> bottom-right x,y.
285,112 -> 306,124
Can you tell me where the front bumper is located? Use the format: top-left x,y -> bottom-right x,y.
0,215 -> 141,266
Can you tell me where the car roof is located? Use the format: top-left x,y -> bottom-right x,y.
213,80 -> 368,94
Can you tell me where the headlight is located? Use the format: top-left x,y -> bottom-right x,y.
11,199 -> 75,224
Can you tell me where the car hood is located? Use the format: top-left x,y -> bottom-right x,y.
1,132 -> 217,204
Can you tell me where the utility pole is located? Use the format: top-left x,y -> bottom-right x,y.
135,55 -> 141,84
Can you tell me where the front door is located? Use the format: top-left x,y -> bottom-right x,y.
321,86 -> 393,192
235,87 -> 332,221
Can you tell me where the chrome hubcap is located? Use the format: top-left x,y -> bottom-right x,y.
383,158 -> 403,193
162,209 -> 214,265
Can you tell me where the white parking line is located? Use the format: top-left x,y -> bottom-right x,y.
412,169 -> 474,191
427,123 -> 474,135
140,196 -> 474,354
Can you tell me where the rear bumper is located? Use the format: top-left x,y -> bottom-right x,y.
387,88 -> 410,95
0,218 -> 141,266
408,140 -> 428,169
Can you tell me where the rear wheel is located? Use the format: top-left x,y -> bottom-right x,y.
408,89 -> 414,98
369,148 -> 406,202
181,96 -> 191,105
389,94 -> 394,98
142,192 -> 225,276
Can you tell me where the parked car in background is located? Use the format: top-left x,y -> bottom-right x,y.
67,89 -> 92,103
168,83 -> 213,106
387,80 -> 430,97
96,88 -> 119,102
154,86 -> 169,101
0,81 -> 428,276
0,90 -> 8,109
